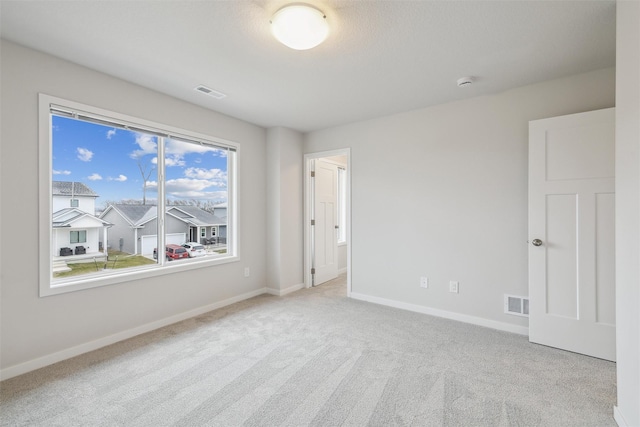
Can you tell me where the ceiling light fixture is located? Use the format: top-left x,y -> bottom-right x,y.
270,4 -> 329,50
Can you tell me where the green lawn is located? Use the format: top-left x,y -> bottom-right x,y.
53,251 -> 156,278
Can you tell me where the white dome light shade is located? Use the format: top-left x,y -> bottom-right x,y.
271,4 -> 329,50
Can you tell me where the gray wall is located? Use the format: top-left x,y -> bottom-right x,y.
266,127 -> 304,293
100,209 -> 139,254
614,1 -> 640,424
305,67 -> 615,331
0,40 -> 267,370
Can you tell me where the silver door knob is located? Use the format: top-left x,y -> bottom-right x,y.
532,239 -> 543,246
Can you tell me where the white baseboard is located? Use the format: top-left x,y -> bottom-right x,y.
338,267 -> 347,275
613,406 -> 630,427
350,292 -> 529,336
0,287 -> 267,381
266,283 -> 304,296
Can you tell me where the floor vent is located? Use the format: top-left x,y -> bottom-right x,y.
194,85 -> 227,99
504,294 -> 529,317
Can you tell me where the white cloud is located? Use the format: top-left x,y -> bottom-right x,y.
168,190 -> 227,200
166,156 -> 186,167
146,177 -> 226,201
109,174 -> 127,182
184,167 -> 226,181
77,147 -> 93,162
87,173 -> 102,181
165,139 -> 218,157
165,178 -> 215,192
106,129 -> 117,139
133,138 -> 227,166
129,133 -> 157,159
53,169 -> 71,175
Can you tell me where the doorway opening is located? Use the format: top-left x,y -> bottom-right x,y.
304,149 -> 351,296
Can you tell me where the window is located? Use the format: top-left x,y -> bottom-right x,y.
40,94 -> 238,296
337,167 -> 347,244
70,230 -> 87,244
211,226 -> 217,236
201,228 -> 206,238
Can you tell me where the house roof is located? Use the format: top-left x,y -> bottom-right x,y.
101,204 -> 157,226
167,206 -> 225,226
103,204 -> 225,227
53,208 -> 110,228
52,181 -> 98,198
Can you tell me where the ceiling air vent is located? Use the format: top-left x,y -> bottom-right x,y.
194,85 -> 227,100
504,294 -> 529,317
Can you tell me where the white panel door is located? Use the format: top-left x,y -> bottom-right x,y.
313,159 -> 338,286
529,108 -> 615,361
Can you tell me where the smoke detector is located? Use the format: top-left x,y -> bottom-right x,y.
457,77 -> 474,87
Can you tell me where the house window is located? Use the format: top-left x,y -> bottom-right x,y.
40,94 -> 238,296
211,227 -> 217,236
70,230 -> 87,244
201,228 -> 206,238
337,167 -> 347,244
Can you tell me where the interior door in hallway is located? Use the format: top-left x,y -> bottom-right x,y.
528,108 -> 615,361
313,159 -> 338,286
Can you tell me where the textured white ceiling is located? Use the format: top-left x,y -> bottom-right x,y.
0,0 -> 616,132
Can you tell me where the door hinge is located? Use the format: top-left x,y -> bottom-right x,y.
310,171 -> 315,177
311,268 -> 316,275
311,219 -> 315,226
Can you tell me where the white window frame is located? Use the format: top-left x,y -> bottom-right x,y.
201,228 -> 206,238
39,94 -> 240,297
211,226 -> 217,236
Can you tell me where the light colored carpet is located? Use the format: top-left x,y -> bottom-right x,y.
0,275 -> 617,426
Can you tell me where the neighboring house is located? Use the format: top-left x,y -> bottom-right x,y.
52,181 -> 99,215
99,204 -> 226,256
212,202 -> 226,220
52,181 -> 110,257
168,205 -> 227,244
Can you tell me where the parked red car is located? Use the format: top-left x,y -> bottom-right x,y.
165,244 -> 188,260
153,244 -> 189,261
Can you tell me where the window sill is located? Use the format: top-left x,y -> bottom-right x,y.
42,255 -> 239,297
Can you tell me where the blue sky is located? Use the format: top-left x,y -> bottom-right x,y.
52,115 -> 228,209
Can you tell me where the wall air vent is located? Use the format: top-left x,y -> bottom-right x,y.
194,85 -> 227,99
504,294 -> 529,317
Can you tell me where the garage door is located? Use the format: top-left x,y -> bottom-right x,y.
140,233 -> 186,255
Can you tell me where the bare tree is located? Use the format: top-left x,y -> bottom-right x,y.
137,160 -> 155,205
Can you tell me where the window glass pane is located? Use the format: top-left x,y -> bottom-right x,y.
52,115 -> 158,280
164,138 -> 228,256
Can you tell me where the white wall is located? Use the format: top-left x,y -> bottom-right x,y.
0,41 -> 268,373
614,1 -> 640,425
52,195 -> 95,215
266,127 -> 304,294
305,68 -> 615,331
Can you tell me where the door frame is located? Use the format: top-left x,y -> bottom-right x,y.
304,148 -> 351,295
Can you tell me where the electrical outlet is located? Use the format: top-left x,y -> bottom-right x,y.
449,281 -> 459,293
244,267 -> 250,277
420,277 -> 428,289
